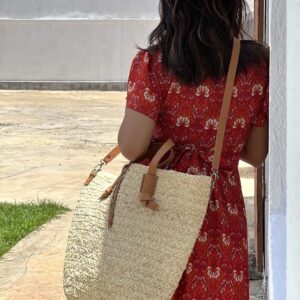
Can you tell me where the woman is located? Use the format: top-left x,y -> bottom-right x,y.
118,0 -> 269,299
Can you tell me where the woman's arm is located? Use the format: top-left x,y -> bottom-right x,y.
240,122 -> 269,168
117,108 -> 155,161
120,108 -> 269,168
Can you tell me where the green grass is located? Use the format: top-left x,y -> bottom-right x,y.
0,199 -> 71,257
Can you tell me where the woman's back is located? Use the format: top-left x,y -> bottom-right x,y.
126,43 -> 268,174
123,41 -> 269,299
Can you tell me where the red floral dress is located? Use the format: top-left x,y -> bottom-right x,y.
125,47 -> 269,300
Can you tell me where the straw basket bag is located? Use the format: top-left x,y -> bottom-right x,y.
63,36 -> 241,300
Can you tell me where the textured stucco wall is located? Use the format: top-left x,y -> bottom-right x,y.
267,0 -> 287,299
286,0 -> 300,298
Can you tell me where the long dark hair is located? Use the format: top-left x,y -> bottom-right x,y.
138,0 -> 269,86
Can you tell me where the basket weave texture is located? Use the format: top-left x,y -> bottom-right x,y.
63,163 -> 211,300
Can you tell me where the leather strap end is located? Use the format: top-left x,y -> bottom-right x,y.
140,173 -> 158,195
84,173 -> 96,186
139,173 -> 159,211
103,146 -> 121,164
138,192 -> 159,211
138,192 -> 154,202
99,185 -> 113,200
146,200 -> 160,211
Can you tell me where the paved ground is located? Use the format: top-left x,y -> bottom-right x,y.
0,91 -> 267,299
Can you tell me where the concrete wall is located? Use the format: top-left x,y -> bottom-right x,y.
0,0 -> 253,20
0,0 -> 160,84
0,0 -> 159,19
0,19 -> 158,82
0,1 -> 254,86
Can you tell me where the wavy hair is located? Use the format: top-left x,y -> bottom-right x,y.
138,0 -> 269,86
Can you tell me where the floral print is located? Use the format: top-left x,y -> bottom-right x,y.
127,81 -> 136,93
176,116 -> 190,127
233,118 -> 246,128
143,87 -> 156,102
169,82 -> 182,94
196,84 -> 210,97
205,119 -> 219,130
125,48 -> 269,299
251,84 -> 264,96
232,86 -> 239,97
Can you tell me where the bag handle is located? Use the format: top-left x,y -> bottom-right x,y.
84,141 -> 175,186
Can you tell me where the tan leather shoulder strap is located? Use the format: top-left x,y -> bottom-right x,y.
103,146 -> 121,164
212,36 -> 241,171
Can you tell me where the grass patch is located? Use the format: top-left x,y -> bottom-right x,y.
0,199 -> 70,257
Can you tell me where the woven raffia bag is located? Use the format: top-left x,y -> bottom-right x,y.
63,37 -> 240,300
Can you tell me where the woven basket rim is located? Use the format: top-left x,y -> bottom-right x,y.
127,162 -> 212,181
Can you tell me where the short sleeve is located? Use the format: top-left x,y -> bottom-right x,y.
125,50 -> 163,122
251,62 -> 269,127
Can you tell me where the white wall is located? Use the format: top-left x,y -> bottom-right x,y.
267,0 -> 287,299
286,0 -> 300,299
268,1 -> 300,298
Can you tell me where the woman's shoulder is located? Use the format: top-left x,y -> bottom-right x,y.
129,48 -> 172,96
129,49 -> 168,83
239,39 -> 269,75
131,48 -> 163,69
